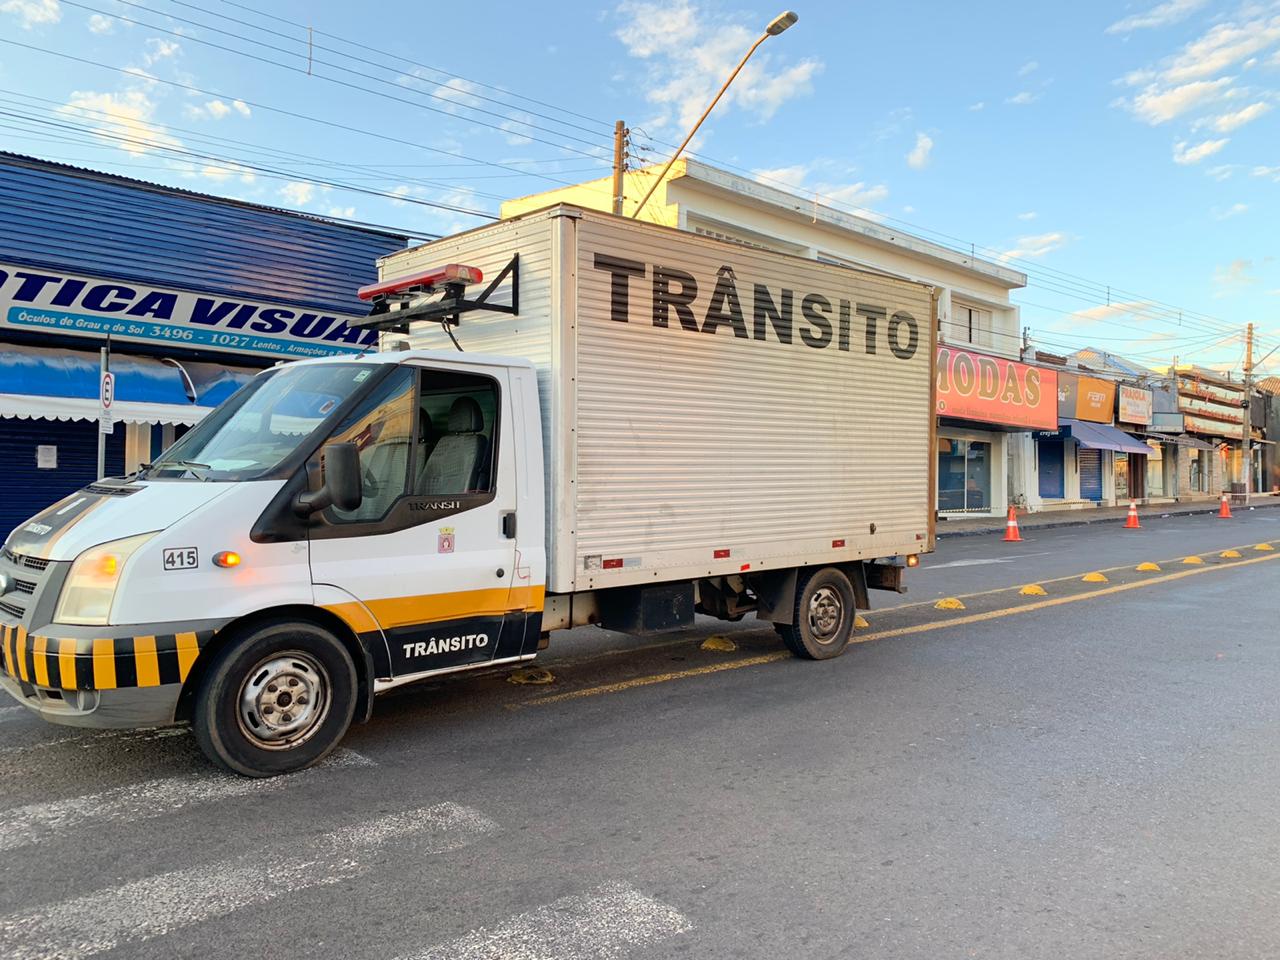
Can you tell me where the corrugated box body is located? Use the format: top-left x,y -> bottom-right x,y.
380,206 -> 935,594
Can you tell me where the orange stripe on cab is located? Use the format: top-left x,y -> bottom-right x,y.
91,638 -> 116,690
133,635 -> 160,687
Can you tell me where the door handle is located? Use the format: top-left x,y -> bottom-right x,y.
501,511 -> 516,539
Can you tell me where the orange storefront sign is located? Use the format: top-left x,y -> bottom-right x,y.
936,346 -> 1058,430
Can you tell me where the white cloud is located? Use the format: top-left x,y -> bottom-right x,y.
87,12 -> 112,33
1106,0 -> 1207,34
1213,202 -> 1248,220
615,0 -> 822,130
752,164 -> 809,190
751,163 -> 889,216
999,231 -> 1067,261
1006,91 -> 1038,105
184,98 -> 251,121
59,89 -> 181,156
142,37 -> 180,66
279,181 -> 315,207
204,99 -> 231,119
905,132 -> 933,170
197,162 -> 255,184
1209,101 -> 1270,132
1018,60 -> 1038,77
327,206 -> 356,219
1017,211 -> 1037,221
232,99 -> 251,117
0,0 -> 60,29
1206,164 -> 1237,181
1069,301 -> 1159,324
1252,164 -> 1280,181
1129,77 -> 1232,124
968,101 -> 985,112
499,111 -> 535,145
1162,17 -> 1280,84
1173,137 -> 1228,164
1213,258 -> 1257,291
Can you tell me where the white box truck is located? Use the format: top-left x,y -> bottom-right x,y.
0,205 -> 936,776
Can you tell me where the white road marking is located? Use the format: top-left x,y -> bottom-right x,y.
0,725 -> 190,758
924,552 -> 1051,569
0,749 -> 373,853
0,706 -> 29,724
400,881 -> 692,960
0,802 -> 497,960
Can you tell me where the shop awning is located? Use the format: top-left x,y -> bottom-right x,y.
0,394 -> 208,426
1146,431 -> 1215,451
1061,419 -> 1156,456
0,344 -> 256,426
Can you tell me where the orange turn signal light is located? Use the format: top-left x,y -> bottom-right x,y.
213,551 -> 242,568
906,554 -> 920,567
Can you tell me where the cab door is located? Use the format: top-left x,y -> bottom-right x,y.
308,362 -> 520,679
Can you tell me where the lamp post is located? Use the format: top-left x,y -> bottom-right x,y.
630,10 -> 798,219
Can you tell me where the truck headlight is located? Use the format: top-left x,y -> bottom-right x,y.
54,533 -> 157,626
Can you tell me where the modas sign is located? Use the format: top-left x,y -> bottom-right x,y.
936,347 -> 1057,430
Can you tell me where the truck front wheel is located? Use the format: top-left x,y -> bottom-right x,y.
193,619 -> 357,777
776,567 -> 856,660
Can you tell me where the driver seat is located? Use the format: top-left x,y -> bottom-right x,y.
419,397 -> 485,494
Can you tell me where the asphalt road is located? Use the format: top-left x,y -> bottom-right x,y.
2,511 -> 1279,959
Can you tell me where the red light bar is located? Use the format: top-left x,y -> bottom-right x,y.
357,263 -> 483,302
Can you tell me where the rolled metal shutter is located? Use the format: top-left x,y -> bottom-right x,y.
0,419 -> 125,540
1078,448 -> 1103,502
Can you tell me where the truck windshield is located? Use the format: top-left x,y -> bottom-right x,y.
146,363 -> 377,481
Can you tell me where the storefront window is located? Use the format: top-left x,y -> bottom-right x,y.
1114,453 -> 1128,499
938,437 -> 992,513
1189,450 -> 1207,493
1146,443 -> 1164,497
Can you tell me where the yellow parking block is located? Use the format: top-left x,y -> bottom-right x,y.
1255,543 -> 1275,552
1082,572 -> 1108,583
507,666 -> 555,686
1019,584 -> 1047,596
1182,556 -> 1204,565
934,597 -> 966,611
854,615 -> 870,629
1220,549 -> 1242,559
1136,562 -> 1161,572
700,635 -> 737,652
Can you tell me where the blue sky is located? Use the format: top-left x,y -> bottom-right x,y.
1,0 -> 1277,374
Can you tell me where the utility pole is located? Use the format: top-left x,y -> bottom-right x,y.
1243,321 -> 1254,500
611,120 -> 628,216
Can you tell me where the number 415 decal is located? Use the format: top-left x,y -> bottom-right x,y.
162,547 -> 198,570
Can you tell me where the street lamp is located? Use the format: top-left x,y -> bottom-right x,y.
630,10 -> 799,219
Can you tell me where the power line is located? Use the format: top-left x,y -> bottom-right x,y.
60,0 -> 614,162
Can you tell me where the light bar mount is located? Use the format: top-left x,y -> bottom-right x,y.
353,254 -> 519,335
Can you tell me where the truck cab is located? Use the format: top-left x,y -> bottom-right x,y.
0,350 -> 546,776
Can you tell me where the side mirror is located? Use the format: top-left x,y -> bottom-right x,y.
295,442 -> 363,516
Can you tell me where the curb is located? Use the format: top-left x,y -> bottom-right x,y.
936,500 -> 1280,540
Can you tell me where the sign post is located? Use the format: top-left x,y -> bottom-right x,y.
97,345 -> 113,479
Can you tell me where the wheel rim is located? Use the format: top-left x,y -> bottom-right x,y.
808,585 -> 846,644
236,650 -> 331,751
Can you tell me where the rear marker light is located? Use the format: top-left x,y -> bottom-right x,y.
832,539 -> 846,548
713,549 -> 731,559
213,551 -> 242,568
602,558 -> 624,570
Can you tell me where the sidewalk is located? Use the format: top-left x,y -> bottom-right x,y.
937,498 -> 1280,538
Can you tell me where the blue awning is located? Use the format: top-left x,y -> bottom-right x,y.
1061,419 -> 1154,456
0,345 -> 257,424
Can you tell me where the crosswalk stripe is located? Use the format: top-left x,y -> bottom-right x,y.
0,802 -> 497,960
0,749 -> 374,853
398,881 -> 692,960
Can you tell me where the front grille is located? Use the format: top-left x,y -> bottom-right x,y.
0,599 -> 25,619
12,579 -> 35,596
4,550 -> 48,572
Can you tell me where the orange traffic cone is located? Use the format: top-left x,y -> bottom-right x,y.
1003,504 -> 1023,542
1124,500 -> 1141,529
1218,492 -> 1233,519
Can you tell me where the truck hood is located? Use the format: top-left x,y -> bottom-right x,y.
4,481 -> 238,562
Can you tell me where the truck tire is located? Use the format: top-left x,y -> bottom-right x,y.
193,619 -> 357,777
776,567 -> 856,660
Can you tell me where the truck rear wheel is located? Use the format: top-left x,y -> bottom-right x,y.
776,567 -> 856,660
193,619 -> 357,777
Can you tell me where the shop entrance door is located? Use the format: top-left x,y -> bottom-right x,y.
1079,448 -> 1102,501
1038,440 -> 1065,499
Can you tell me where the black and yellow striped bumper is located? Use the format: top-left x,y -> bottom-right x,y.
1,625 -> 217,691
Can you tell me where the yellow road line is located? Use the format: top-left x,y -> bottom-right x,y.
520,549 -> 1280,708
519,653 -> 788,707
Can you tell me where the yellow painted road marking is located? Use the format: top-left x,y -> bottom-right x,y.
175,632 -> 200,681
32,635 -> 48,687
521,653 -> 788,707
91,638 -> 115,690
58,638 -> 76,689
518,551 -> 1280,709
134,635 -> 160,687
